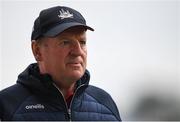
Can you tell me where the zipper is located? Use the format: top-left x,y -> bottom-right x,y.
53,83 -> 86,121
69,84 -> 85,112
53,83 -> 70,120
68,108 -> 71,119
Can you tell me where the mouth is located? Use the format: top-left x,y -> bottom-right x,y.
67,62 -> 82,67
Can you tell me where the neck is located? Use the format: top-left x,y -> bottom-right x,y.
38,63 -> 76,98
54,81 -> 75,99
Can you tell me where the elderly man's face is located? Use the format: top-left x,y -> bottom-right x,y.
36,27 -> 87,85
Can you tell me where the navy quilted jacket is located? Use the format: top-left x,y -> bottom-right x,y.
0,63 -> 121,121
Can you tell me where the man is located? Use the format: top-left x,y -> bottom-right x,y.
0,6 -> 121,121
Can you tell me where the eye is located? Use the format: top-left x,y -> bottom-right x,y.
80,40 -> 86,46
59,40 -> 71,46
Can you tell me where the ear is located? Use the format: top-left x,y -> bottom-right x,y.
31,41 -> 42,61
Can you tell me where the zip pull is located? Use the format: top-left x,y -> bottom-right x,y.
68,109 -> 71,121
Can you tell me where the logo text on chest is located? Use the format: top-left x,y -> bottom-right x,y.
25,104 -> 45,110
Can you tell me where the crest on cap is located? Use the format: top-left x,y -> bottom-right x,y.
58,9 -> 73,19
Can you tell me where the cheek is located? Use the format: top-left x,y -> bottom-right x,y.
42,49 -> 64,65
84,52 -> 87,61
53,52 -> 67,63
41,50 -> 50,63
83,50 -> 87,65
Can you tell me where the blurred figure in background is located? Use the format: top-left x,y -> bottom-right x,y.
130,93 -> 180,120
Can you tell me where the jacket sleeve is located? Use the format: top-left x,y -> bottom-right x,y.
0,83 -> 30,120
0,102 -> 2,120
0,89 -> 5,120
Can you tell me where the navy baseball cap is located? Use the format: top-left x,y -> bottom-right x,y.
31,6 -> 94,41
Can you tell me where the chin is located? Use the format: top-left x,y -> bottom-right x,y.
69,70 -> 84,80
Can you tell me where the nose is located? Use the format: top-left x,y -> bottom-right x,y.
70,41 -> 85,56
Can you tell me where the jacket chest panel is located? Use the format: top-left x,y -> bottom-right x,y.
71,93 -> 117,121
12,95 -> 68,120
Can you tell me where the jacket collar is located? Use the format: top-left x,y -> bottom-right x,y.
17,63 -> 90,95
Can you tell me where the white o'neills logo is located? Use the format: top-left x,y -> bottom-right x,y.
25,104 -> 45,110
58,9 -> 73,19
